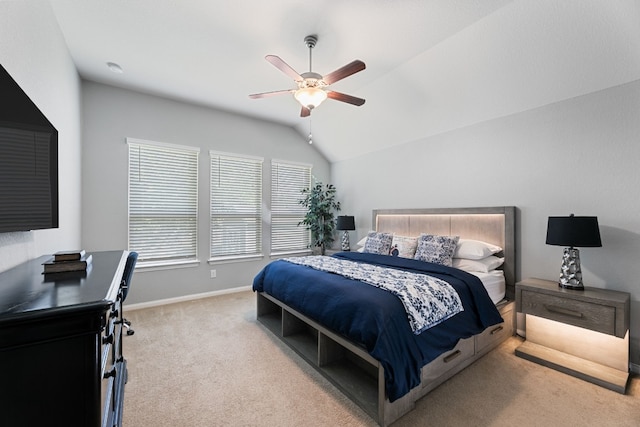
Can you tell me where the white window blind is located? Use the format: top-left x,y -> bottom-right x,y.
271,160 -> 311,255
210,152 -> 263,260
127,138 -> 199,265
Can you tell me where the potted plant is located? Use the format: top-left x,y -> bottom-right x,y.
299,181 -> 341,255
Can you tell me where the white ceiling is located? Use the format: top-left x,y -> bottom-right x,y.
48,0 -> 640,162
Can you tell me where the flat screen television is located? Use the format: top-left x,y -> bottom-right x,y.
0,64 -> 59,232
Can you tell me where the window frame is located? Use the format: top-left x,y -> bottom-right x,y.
270,159 -> 312,257
209,150 -> 264,263
127,137 -> 200,268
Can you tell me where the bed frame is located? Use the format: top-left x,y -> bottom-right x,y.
256,206 -> 517,426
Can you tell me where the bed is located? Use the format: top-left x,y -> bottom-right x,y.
253,207 -> 516,426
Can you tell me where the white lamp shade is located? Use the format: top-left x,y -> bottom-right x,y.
294,87 -> 327,109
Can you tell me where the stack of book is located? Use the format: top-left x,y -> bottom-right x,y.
43,250 -> 92,274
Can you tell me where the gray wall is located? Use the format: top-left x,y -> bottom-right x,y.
332,79 -> 640,367
81,81 -> 331,304
0,1 -> 81,272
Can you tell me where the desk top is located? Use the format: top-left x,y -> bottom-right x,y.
0,250 -> 127,324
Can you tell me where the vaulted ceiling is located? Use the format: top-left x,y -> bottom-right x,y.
49,0 -> 640,162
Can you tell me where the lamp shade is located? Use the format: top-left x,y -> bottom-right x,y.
294,87 -> 327,109
546,215 -> 602,247
336,215 -> 355,231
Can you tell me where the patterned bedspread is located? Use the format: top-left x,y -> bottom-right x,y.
283,255 -> 463,334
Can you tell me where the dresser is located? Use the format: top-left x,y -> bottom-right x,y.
515,278 -> 630,393
0,251 -> 128,426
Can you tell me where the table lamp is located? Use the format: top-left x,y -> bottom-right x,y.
336,216 -> 356,251
545,214 -> 602,290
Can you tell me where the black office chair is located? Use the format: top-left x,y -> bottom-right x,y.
120,251 -> 138,336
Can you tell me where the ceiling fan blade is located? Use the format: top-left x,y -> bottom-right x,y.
265,55 -> 303,81
326,91 -> 366,106
322,60 -> 366,85
300,106 -> 311,117
249,89 -> 294,99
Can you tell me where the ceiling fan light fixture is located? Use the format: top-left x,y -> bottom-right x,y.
294,87 -> 327,109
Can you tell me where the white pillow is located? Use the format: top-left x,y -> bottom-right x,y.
356,235 -> 369,247
389,235 -> 418,259
453,239 -> 502,260
453,256 -> 504,273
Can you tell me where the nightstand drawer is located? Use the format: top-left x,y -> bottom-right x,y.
521,290 -> 616,335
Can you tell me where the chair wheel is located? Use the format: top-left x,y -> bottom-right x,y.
126,329 -> 135,336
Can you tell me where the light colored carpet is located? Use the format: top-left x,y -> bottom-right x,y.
123,290 -> 639,426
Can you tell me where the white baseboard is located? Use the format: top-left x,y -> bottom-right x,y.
124,285 -> 252,311
631,363 -> 640,375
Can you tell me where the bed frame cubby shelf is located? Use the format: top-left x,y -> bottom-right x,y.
257,291 -> 515,426
258,292 -> 382,420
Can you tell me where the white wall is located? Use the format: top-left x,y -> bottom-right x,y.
81,81 -> 331,304
333,79 -> 640,367
0,1 -> 81,272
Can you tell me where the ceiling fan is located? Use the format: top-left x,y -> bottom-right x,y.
249,35 -> 366,117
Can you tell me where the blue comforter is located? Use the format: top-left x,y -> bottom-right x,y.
252,251 -> 503,402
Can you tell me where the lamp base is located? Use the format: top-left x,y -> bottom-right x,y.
341,231 -> 351,251
558,247 -> 584,290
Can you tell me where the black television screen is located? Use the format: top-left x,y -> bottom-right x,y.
0,64 -> 58,232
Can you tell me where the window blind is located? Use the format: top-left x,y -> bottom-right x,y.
127,138 -> 199,264
271,160 -> 311,254
210,152 -> 263,259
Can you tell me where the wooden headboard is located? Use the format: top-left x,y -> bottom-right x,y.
373,206 -> 516,300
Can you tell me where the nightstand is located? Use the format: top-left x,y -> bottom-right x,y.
515,278 -> 630,393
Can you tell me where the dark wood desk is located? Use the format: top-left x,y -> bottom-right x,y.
0,251 -> 128,427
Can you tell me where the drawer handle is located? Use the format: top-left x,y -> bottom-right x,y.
544,304 -> 583,318
490,325 -> 504,335
443,350 -> 461,363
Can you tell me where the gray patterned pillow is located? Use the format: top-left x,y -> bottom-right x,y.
363,232 -> 393,255
414,234 -> 460,266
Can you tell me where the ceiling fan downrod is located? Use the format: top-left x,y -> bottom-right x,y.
304,35 -> 317,72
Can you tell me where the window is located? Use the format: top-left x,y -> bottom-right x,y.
271,160 -> 312,255
127,138 -> 199,266
210,152 -> 263,260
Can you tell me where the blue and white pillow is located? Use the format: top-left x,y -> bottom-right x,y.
414,234 -> 460,267
363,232 -> 393,255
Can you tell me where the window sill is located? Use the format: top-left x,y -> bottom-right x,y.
135,259 -> 200,272
208,254 -> 264,265
269,250 -> 312,259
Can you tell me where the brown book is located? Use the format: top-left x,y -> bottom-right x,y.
53,249 -> 86,262
43,254 -> 92,274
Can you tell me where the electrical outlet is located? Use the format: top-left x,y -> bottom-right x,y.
210,269 -> 216,278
